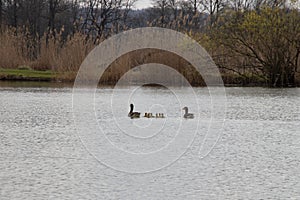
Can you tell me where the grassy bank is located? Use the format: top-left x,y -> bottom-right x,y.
0,67 -> 298,87
0,67 -> 267,87
0,68 -> 56,81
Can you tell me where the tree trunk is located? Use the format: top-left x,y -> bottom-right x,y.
13,0 -> 18,28
269,66 -> 296,87
0,0 -> 2,30
46,0 -> 57,45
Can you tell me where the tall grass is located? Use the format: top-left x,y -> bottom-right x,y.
0,28 -> 28,68
0,27 -> 96,81
37,31 -> 95,81
1,26 -> 298,86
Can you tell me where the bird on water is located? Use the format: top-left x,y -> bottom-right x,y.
182,107 -> 194,119
128,104 -> 141,119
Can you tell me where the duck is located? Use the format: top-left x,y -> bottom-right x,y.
128,104 -> 140,119
182,107 -> 194,119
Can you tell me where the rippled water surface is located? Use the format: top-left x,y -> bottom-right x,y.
0,86 -> 299,199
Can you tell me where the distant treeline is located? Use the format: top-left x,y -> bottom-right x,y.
0,0 -> 299,87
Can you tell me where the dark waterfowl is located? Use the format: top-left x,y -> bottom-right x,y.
183,107 -> 194,119
128,104 -> 140,119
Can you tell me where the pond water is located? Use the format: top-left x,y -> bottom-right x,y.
0,85 -> 299,199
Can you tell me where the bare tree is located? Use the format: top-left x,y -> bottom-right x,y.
112,0 -> 137,34
227,0 -> 293,11
69,0 -> 81,33
201,0 -> 227,27
251,0 -> 288,10
0,0 -> 2,30
168,0 -> 179,20
23,0 -> 46,36
228,0 -> 253,10
46,0 -> 68,38
4,0 -> 23,28
152,0 -> 170,27
188,0 -> 200,15
82,0 -> 135,41
217,7 -> 300,87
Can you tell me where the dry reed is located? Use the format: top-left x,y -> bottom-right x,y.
0,27 -> 96,81
0,28 -> 28,68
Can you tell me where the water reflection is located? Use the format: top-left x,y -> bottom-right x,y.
0,86 -> 299,199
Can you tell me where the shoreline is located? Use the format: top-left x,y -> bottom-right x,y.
0,68 -> 299,88
1,80 -> 298,89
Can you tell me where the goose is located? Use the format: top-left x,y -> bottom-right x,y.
183,107 -> 194,119
128,104 -> 140,119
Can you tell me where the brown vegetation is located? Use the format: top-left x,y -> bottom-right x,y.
101,49 -> 205,86
0,0 -> 299,87
0,27 -> 95,81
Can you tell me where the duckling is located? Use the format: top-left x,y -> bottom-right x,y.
155,113 -> 165,118
145,113 -> 153,118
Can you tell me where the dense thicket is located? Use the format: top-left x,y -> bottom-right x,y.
0,0 -> 299,86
